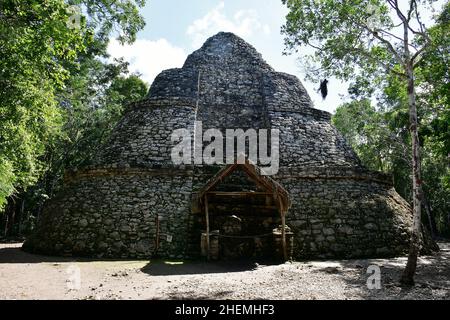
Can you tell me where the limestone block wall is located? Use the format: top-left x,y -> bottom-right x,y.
147,68 -> 199,100
262,69 -> 361,168
197,68 -> 264,106
269,111 -> 360,167
274,167 -> 413,258
95,102 -> 196,167
196,103 -> 267,130
183,32 -> 273,74
24,32 -> 437,260
263,71 -> 313,110
24,169 -> 193,259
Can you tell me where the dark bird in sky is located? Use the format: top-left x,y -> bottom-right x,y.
318,79 -> 329,100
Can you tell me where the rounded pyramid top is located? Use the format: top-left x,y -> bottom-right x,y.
94,32 -> 361,172
183,32 -> 273,71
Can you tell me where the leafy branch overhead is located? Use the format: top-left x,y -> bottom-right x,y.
282,0 -> 448,285
282,0 -> 437,81
0,0 -> 147,210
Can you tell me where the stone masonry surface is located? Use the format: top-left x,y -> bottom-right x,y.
24,32 -> 436,259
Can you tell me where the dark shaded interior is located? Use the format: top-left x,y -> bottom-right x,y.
199,167 -> 283,260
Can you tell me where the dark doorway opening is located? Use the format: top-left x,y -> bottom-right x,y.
193,161 -> 292,261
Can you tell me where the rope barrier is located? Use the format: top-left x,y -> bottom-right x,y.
214,233 -> 274,239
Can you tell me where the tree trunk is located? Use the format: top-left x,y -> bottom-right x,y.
17,198 -> 25,236
3,197 -> 16,238
400,65 -> 422,286
447,211 -> 450,234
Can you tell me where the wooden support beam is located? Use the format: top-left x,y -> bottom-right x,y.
200,164 -> 238,196
241,165 -> 274,192
204,195 -> 210,261
281,210 -> 287,261
206,191 -> 273,196
277,198 -> 287,261
154,214 -> 160,255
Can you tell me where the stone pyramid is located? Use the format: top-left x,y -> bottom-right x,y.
24,32 -> 435,259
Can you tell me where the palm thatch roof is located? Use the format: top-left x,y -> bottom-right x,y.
193,160 -> 291,215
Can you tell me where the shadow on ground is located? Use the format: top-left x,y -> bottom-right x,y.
1,242 -> 448,299
140,258 -> 281,276
0,243 -> 282,276
0,245 -> 76,264
0,244 -> 147,264
309,241 -> 450,299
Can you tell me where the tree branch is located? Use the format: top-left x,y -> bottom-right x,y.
377,29 -> 405,43
347,15 -> 404,64
348,46 -> 407,78
412,46 -> 428,68
387,0 -> 408,23
371,31 -> 404,63
407,0 -> 417,22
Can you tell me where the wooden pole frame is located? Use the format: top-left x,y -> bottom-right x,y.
279,200 -> 287,261
154,213 -> 160,256
281,217 -> 287,261
194,163 -> 291,262
275,196 -> 287,261
204,195 -> 210,261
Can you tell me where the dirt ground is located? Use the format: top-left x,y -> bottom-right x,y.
0,242 -> 449,300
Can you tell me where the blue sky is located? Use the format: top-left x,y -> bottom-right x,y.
107,0 -> 444,114
107,0 -> 345,113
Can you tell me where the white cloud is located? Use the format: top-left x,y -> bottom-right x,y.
262,25 -> 271,35
186,2 -> 270,48
107,38 -> 187,85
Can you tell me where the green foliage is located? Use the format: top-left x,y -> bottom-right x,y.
284,0 -> 449,236
415,4 -> 450,234
107,74 -> 149,105
56,60 -> 148,172
333,97 -> 449,235
0,0 -> 88,209
416,3 -> 450,159
0,160 -> 15,208
332,99 -> 406,172
282,0 -> 398,81
79,0 -> 146,44
0,0 -> 146,211
7,56 -> 148,235
25,51 -> 148,222
331,4 -> 449,236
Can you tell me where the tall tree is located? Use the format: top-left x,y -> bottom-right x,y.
282,0 -> 443,285
332,99 -> 411,173
0,0 -> 87,210
0,0 -> 147,234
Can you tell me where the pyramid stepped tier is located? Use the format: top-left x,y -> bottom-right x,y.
94,32 -> 359,169
24,32 -> 436,259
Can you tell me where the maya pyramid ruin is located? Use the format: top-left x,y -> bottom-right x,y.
24,32 -> 435,260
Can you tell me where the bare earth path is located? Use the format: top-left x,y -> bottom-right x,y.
0,242 -> 448,300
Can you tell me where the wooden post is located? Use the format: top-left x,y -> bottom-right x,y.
277,197 -> 287,261
204,195 -> 210,261
281,207 -> 287,261
154,214 -> 160,255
